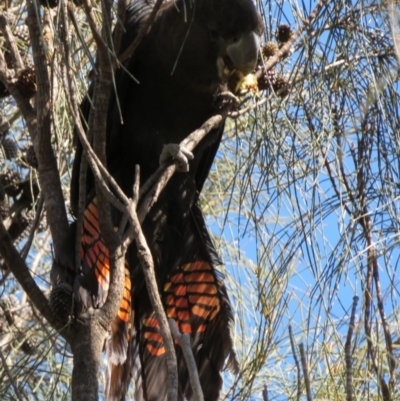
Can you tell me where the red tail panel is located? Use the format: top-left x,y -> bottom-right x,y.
78,198 -> 133,400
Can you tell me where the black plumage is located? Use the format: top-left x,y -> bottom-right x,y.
60,0 -> 263,400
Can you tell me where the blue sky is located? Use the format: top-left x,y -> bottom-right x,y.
200,0 -> 400,399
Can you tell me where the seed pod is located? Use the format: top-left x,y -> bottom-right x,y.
20,339 -> 35,355
13,25 -> 30,44
37,212 -> 47,232
50,283 -> 74,323
0,170 -> 21,197
257,67 -> 277,91
16,67 -> 37,99
276,24 -> 293,44
272,76 -> 290,98
23,146 -> 38,169
262,42 -> 279,58
20,210 -> 34,230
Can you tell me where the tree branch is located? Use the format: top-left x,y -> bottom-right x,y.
0,219 -> 59,335
25,0 -> 69,253
260,0 -> 330,73
169,319 -> 204,401
289,325 -> 301,401
0,13 -> 24,71
345,296 -> 359,401
125,166 -> 178,401
298,343 -> 312,401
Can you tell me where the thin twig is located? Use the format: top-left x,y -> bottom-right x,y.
258,0 -> 330,74
60,26 -> 127,216
298,343 -> 312,401
230,50 -> 390,120
169,319 -> 204,401
262,385 -> 269,401
81,0 -> 107,58
345,296 -> 359,401
289,325 -> 301,401
60,0 -> 87,281
356,125 -> 392,400
0,347 -> 27,401
373,259 -> 395,389
126,166 -> 178,401
20,195 -> 44,260
322,148 -> 353,217
113,0 -> 127,55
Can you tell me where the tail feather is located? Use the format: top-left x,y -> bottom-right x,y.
107,269 -> 132,365
104,354 -> 132,401
131,259 -> 236,401
75,197 -> 237,401
79,197 -> 110,308
77,198 -> 134,400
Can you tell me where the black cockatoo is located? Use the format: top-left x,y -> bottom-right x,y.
53,0 -> 263,400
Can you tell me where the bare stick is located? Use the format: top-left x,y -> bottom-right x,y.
345,296 -> 359,401
298,343 -> 312,401
81,0 -> 107,57
262,385 -> 269,401
59,5 -> 128,216
20,195 -> 44,260
356,126 -> 392,399
169,319 -> 204,401
0,219 -> 57,336
373,257 -> 395,389
289,325 -> 301,401
25,0 -> 70,252
126,166 -> 178,401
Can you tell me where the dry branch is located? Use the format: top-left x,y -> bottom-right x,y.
345,296 -> 359,401
289,325 -> 301,401
0,219 -> 56,332
169,318 -> 204,401
126,166 -> 178,401
298,343 -> 312,401
26,0 -> 69,253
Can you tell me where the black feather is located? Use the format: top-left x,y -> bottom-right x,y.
64,0 -> 263,400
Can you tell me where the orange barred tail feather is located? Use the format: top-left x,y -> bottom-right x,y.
75,197 -> 237,401
78,197 -> 110,308
107,268 -> 132,365
131,259 -> 237,401
104,268 -> 133,400
105,268 -> 132,401
128,203 -> 238,401
164,262 -> 221,335
77,198 -> 134,400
